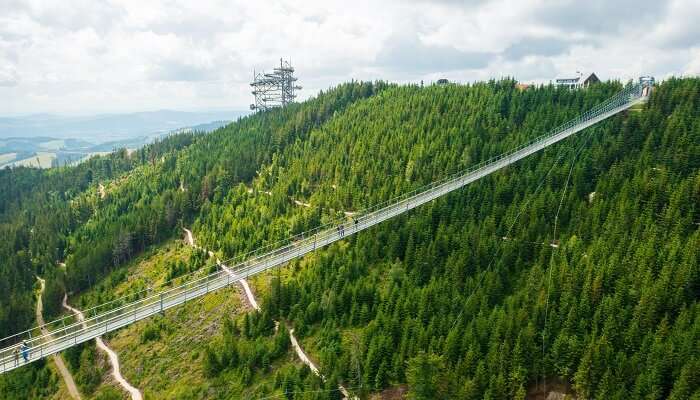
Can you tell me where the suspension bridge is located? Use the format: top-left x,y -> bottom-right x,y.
0,80 -> 653,374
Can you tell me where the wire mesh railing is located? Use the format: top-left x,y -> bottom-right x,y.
0,82 -> 647,373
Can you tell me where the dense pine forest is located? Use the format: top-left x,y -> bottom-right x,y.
0,78 -> 697,399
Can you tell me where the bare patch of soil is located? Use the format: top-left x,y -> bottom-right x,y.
527,378 -> 579,400
369,385 -> 408,400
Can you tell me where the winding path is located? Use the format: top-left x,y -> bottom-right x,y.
293,199 -> 311,208
183,228 -> 259,311
288,328 -> 319,376
62,297 -> 143,400
237,276 -> 260,311
183,228 -> 354,399
35,277 -> 82,400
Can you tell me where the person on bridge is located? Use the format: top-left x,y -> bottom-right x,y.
13,347 -> 19,366
20,341 -> 29,363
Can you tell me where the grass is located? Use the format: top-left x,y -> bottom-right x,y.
67,240 -> 200,398
9,152 -> 56,168
45,357 -> 73,400
108,286 -> 244,399
75,240 -> 199,309
70,238 -> 316,399
0,152 -> 17,165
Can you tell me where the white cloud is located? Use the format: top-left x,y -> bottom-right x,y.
652,0 -> 700,49
0,0 -> 698,115
0,65 -> 19,87
683,49 -> 700,76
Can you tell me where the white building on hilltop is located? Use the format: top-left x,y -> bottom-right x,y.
555,72 -> 600,89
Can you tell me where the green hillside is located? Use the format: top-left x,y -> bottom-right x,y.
0,78 -> 697,399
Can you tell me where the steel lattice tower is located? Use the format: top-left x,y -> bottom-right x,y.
250,59 -> 302,111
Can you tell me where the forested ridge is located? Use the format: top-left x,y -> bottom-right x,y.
0,78 -> 697,399
0,134 -> 200,335
192,78 -> 698,399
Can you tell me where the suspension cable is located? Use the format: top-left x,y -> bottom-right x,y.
541,121 -> 595,394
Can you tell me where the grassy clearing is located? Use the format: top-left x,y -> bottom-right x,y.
65,240 -> 199,399
69,239 -> 317,399
108,286 -> 244,399
0,152 -> 17,165
10,152 -> 56,168
75,240 -> 200,309
46,357 -> 73,400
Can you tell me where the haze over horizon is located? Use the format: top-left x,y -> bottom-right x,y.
2,0 -> 699,116
0,108 -> 245,119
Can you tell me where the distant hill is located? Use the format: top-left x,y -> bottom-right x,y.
0,119 -> 233,169
0,110 -> 245,142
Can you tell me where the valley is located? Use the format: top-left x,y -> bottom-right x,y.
0,119 -> 234,170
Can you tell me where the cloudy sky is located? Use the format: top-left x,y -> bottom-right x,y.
1,0 -> 699,115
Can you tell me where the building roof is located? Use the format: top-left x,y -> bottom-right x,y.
582,72 -> 600,84
556,76 -> 581,83
555,72 -> 599,85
